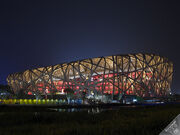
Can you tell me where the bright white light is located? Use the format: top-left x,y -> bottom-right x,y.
133,99 -> 137,102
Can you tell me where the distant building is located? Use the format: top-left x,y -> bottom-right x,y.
7,53 -> 173,100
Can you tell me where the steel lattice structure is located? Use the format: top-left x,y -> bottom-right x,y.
7,53 -> 173,98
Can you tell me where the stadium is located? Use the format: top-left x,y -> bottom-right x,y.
7,53 -> 173,102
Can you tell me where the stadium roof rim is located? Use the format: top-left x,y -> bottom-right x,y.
9,53 -> 172,75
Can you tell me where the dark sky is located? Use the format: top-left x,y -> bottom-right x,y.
0,0 -> 180,93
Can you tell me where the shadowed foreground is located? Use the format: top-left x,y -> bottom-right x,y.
0,104 -> 180,135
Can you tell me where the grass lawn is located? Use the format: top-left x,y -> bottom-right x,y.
0,104 -> 180,135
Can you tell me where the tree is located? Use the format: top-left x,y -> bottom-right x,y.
16,89 -> 26,99
0,84 -> 15,99
0,85 -> 14,94
81,90 -> 87,104
64,88 -> 74,104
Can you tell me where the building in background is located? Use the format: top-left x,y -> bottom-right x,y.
7,53 -> 173,101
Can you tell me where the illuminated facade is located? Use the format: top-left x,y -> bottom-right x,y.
7,53 -> 173,99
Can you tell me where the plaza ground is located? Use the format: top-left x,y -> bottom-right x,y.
0,104 -> 179,135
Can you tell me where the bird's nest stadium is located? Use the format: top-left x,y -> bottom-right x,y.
7,53 -> 173,101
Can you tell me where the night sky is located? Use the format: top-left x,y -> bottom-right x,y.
0,0 -> 180,93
